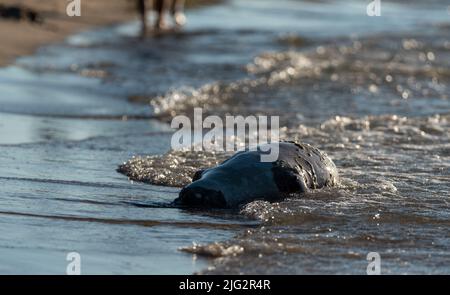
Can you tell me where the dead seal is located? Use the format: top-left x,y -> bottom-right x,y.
174,141 -> 339,208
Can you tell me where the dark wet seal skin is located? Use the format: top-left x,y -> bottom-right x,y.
174,141 -> 339,209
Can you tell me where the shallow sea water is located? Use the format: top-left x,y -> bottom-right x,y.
0,0 -> 449,274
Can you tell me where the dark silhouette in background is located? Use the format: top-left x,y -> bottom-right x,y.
0,4 -> 43,24
137,0 -> 186,35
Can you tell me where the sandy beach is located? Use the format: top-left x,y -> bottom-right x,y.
0,0 -> 221,67
0,0 -> 220,67
0,0 -> 141,66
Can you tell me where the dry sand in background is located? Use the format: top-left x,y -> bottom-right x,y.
0,0 -> 219,67
0,0 -> 145,67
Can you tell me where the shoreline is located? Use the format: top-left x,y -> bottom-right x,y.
0,0 -> 220,67
0,0 -> 140,67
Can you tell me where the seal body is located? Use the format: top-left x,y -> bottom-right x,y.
174,141 -> 339,208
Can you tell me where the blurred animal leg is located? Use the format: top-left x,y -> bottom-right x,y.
171,0 -> 186,27
154,0 -> 167,30
137,0 -> 147,36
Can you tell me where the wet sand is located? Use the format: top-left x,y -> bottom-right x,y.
0,0 -> 141,67
0,0 -> 220,67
